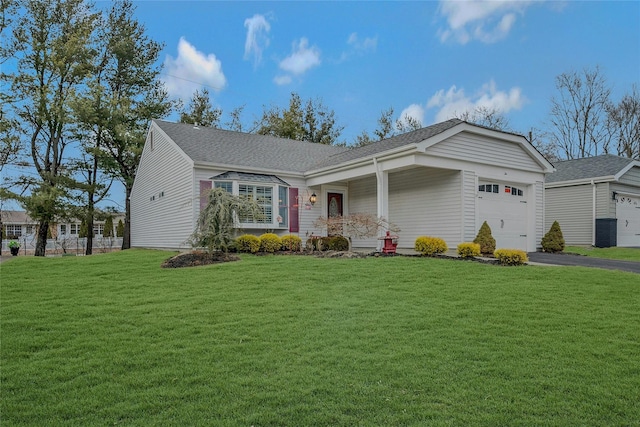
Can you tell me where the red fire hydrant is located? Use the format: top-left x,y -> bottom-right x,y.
379,231 -> 398,254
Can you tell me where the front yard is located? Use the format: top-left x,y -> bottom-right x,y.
1,250 -> 639,426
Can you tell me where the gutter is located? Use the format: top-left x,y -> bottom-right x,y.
591,179 -> 596,246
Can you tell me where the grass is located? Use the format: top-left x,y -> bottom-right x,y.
2,249 -> 639,426
565,245 -> 640,261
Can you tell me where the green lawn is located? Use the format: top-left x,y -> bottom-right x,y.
565,245 -> 640,261
2,250 -> 639,426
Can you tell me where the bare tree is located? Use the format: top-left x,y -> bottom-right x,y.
456,106 -> 511,131
606,84 -> 639,159
548,66 -> 612,159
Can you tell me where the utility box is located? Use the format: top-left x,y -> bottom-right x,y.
595,218 -> 617,248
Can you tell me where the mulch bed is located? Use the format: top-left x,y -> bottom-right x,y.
161,251 -> 240,268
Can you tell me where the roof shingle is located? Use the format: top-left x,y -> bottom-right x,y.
546,154 -> 636,183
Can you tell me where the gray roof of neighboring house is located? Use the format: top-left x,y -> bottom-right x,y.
546,154 -> 637,183
307,118 -> 465,170
153,120 -> 348,173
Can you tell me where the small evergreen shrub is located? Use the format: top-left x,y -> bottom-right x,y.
281,234 -> 302,251
473,221 -> 496,255
457,242 -> 481,258
414,236 -> 448,256
116,219 -> 124,237
320,236 -> 332,251
494,249 -> 528,266
541,220 -> 565,253
259,233 -> 282,253
328,235 -> 349,251
235,234 -> 260,253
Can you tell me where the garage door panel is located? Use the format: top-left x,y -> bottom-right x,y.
478,182 -> 528,251
617,195 -> 640,247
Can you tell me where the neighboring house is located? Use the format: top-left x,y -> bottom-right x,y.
131,119 -> 554,252
545,155 -> 640,247
1,210 -> 125,240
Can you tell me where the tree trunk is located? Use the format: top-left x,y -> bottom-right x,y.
122,185 -> 132,250
34,220 -> 49,256
85,214 -> 94,255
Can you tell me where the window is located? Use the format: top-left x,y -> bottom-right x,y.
60,224 -> 67,235
214,181 -> 232,193
70,224 -> 79,235
278,186 -> 288,227
4,225 -> 22,238
93,224 -> 104,236
507,186 -> 524,197
479,184 -> 499,193
26,225 -> 35,235
239,184 -> 272,223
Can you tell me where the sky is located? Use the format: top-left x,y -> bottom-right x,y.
131,0 -> 639,143
4,0 -> 640,211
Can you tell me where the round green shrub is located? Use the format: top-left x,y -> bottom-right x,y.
328,235 -> 349,251
494,248 -> 528,266
281,234 -> 302,251
473,221 -> 496,255
457,242 -> 481,258
414,236 -> 448,256
320,236 -> 332,251
259,233 -> 282,253
235,234 -> 260,253
541,220 -> 565,253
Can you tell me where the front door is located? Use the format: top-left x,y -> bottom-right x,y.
327,192 -> 343,236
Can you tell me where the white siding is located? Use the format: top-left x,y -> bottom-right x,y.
545,185 -> 593,245
427,132 -> 540,171
131,126 -> 194,249
619,166 -> 640,186
534,181 -> 544,250
595,182 -> 612,218
462,171 -> 477,242
388,168 -> 462,249
347,176 -> 378,248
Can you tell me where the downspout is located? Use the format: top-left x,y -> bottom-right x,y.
373,157 -> 383,251
592,179 -> 596,246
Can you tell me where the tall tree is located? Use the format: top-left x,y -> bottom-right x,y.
91,0 -> 173,249
548,66 -> 612,159
606,85 -> 640,159
8,0 -> 97,256
354,107 -> 422,147
456,106 -> 511,131
179,88 -> 221,128
255,92 -> 343,145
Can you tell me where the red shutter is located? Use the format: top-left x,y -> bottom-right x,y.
289,187 -> 299,232
199,180 -> 212,213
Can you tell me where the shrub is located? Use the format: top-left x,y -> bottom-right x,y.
235,234 -> 260,253
541,220 -> 565,253
259,233 -> 282,253
328,235 -> 349,251
281,234 -> 302,251
320,236 -> 332,251
306,237 -> 321,251
457,242 -> 480,258
473,221 -> 496,255
414,236 -> 448,256
494,249 -> 528,266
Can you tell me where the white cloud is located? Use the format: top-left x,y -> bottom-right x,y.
278,38 -> 321,75
244,14 -> 271,67
347,32 -> 378,52
426,80 -> 526,122
398,104 -> 426,126
273,75 -> 292,86
437,0 -> 533,44
164,37 -> 226,99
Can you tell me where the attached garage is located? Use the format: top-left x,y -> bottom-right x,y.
545,155 -> 640,248
478,181 -> 529,250
616,193 -> 640,247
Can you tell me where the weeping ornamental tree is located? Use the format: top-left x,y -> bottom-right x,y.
189,188 -> 262,253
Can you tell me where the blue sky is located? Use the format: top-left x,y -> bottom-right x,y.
4,1 -> 639,212
133,0 -> 639,143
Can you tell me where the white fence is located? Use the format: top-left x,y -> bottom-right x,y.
1,236 -> 123,256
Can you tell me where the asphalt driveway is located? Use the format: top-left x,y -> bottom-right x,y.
527,252 -> 640,274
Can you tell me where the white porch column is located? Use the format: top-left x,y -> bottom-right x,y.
374,158 -> 389,250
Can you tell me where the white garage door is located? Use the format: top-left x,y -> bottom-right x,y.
478,182 -> 528,251
616,194 -> 640,247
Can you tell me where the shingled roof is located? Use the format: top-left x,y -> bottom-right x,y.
308,119 -> 465,171
153,120 -> 348,173
546,154 -> 637,183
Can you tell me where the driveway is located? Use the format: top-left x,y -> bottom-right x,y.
527,252 -> 640,274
